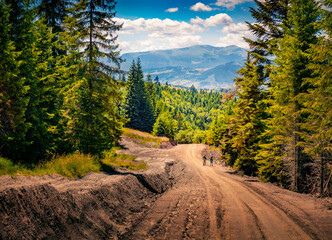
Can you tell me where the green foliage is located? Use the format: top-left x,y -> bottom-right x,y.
227,58 -> 266,175
0,1 -> 28,160
123,59 -> 155,132
43,153 -> 100,178
264,0 -> 320,191
61,0 -> 124,156
152,111 -> 178,140
0,153 -> 100,178
1,0 -> 125,163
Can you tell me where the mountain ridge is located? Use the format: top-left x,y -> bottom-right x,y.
120,45 -> 246,89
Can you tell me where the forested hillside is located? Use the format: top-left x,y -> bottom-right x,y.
120,59 -> 234,143
207,0 -> 332,196
0,0 -> 123,162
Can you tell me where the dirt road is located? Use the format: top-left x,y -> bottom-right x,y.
122,144 -> 332,240
1,140 -> 331,239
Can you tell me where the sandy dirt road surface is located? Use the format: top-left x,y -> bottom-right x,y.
122,144 -> 332,240
1,140 -> 331,240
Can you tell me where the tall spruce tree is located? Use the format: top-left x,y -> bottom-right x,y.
37,0 -> 70,33
0,1 -> 28,160
124,59 -> 155,132
63,0 -> 124,156
296,0 -> 332,195
245,0 -> 289,64
23,16 -> 59,161
267,0 -> 320,191
223,0 -> 290,176
36,0 -> 71,57
230,57 -> 266,175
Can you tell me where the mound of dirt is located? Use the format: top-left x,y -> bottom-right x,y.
0,137 -> 183,239
159,140 -> 177,149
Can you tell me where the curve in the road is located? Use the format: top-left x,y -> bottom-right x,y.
184,144 -> 313,240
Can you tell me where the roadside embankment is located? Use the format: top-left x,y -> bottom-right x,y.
0,134 -> 183,239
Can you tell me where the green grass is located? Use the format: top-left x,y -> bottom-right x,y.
0,154 -> 100,178
0,150 -> 147,178
0,157 -> 29,176
123,128 -> 168,148
102,149 -> 147,170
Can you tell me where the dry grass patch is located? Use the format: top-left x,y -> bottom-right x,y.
123,128 -> 168,148
102,149 -> 147,171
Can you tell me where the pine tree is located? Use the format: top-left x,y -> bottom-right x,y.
124,59 -> 155,132
37,0 -> 70,33
230,57 -> 266,175
266,0 -> 320,191
296,0 -> 332,195
145,73 -> 156,114
36,0 -> 71,57
245,0 -> 289,64
22,16 -> 59,161
63,0 -> 124,156
0,1 -> 28,160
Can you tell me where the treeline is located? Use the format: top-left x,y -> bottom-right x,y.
210,0 -> 331,195
0,0 -> 123,162
120,59 -> 233,143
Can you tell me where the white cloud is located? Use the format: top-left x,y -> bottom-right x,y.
139,35 -> 202,51
190,13 -> 233,27
115,17 -> 205,53
190,2 -> 214,11
217,23 -> 254,48
221,22 -> 248,34
115,17 -> 203,36
214,0 -> 253,9
165,7 -> 178,13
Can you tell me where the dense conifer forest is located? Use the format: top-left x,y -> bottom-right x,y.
0,0 -> 331,196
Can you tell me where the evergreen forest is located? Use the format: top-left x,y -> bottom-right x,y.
0,0 -> 331,196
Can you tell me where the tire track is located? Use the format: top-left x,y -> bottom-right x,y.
185,145 -> 221,240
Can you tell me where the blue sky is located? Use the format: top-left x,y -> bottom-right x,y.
115,0 -> 257,53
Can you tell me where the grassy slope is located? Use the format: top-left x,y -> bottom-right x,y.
0,128 -> 168,178
123,128 -> 169,148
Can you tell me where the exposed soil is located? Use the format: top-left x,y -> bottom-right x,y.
1,139 -> 331,240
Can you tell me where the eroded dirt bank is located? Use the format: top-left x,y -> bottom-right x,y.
0,137 -> 184,239
1,139 -> 332,240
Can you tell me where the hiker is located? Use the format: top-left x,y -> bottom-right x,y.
210,156 -> 213,166
203,155 -> 206,166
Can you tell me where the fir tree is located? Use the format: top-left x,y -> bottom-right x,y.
145,73 -> 157,116
124,59 -> 155,132
296,0 -> 332,195
36,0 -> 71,57
0,1 -> 28,160
64,0 -> 124,156
266,0 -> 320,191
230,57 -> 266,175
245,0 -> 289,64
37,0 -> 70,33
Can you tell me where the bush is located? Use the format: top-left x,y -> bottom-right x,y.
175,129 -> 194,143
152,112 -> 178,140
193,130 -> 207,144
0,157 -> 23,175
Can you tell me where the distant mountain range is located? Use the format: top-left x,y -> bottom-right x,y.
120,45 -> 247,89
